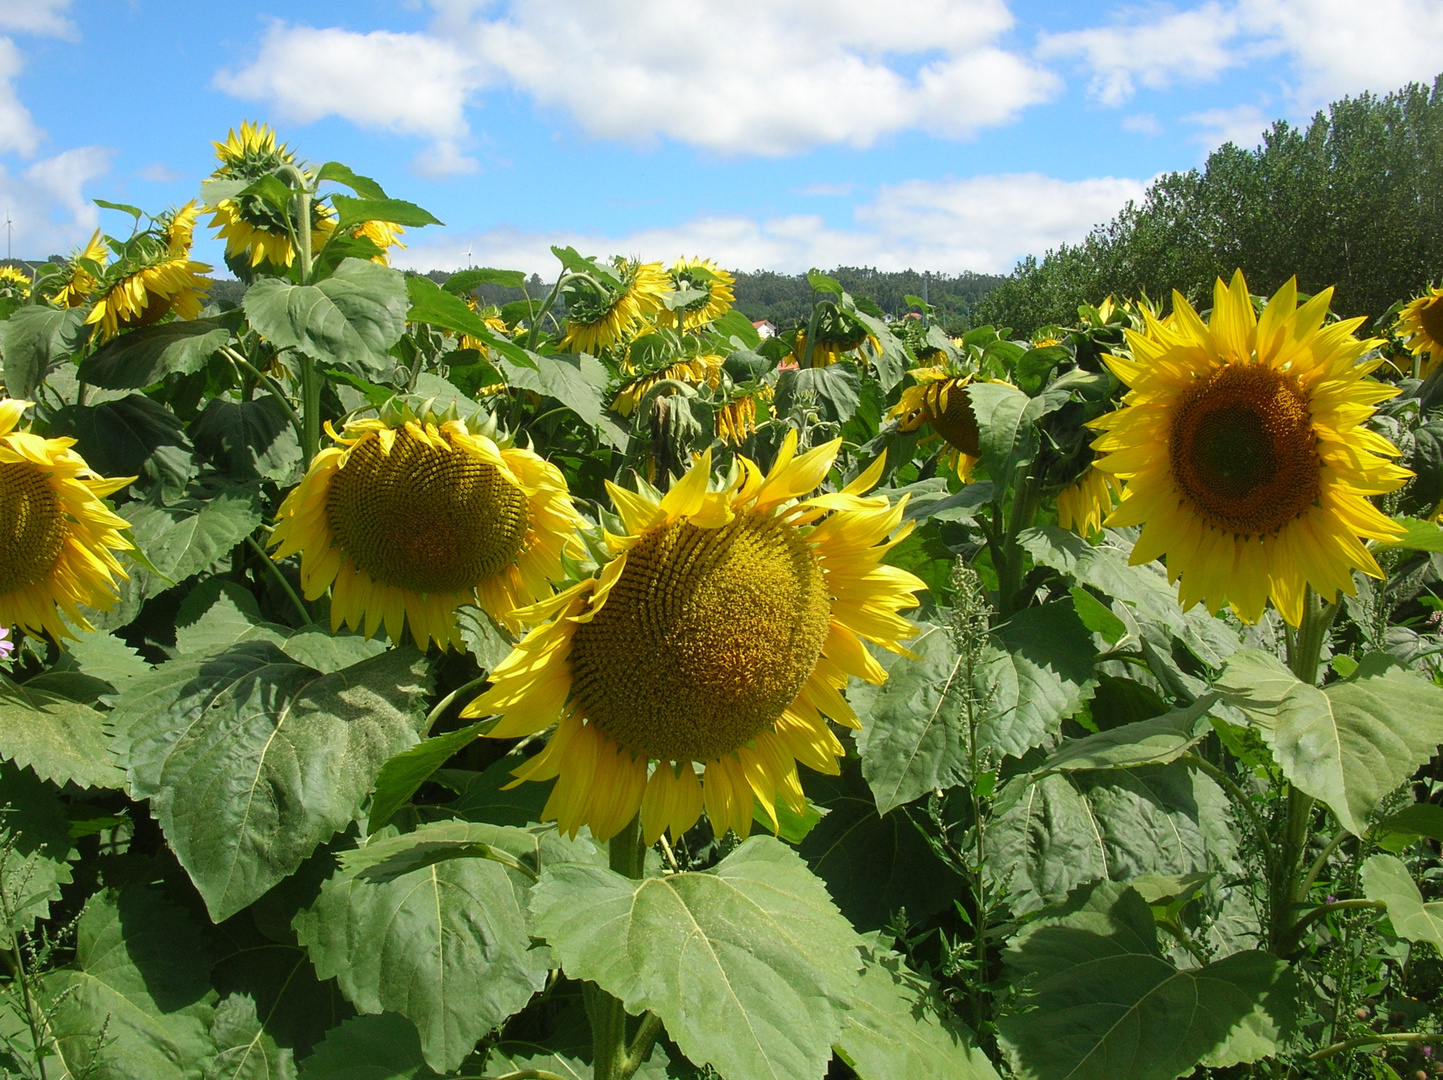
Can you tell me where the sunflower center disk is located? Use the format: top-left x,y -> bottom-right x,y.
1170,364 -> 1319,536
326,430 -> 530,594
0,463 -> 68,594
568,514 -> 833,762
1420,296 -> 1443,347
931,388 -> 981,457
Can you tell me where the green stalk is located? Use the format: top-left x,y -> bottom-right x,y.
223,346 -> 305,447
1269,587 -> 1338,954
588,816 -> 662,1080
245,534 -> 311,626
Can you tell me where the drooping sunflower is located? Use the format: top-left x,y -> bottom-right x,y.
0,266 -> 31,297
716,384 -> 772,444
48,230 -> 110,308
610,352 -> 723,419
458,296 -> 512,358
460,432 -> 925,844
85,203 -> 212,342
561,259 -> 668,354
269,413 -> 584,649
1056,465 -> 1122,538
1394,285 -> 1443,377
308,205 -> 406,266
0,399 -> 134,641
888,368 -> 988,481
207,121 -> 304,271
1091,271 -> 1411,626
656,257 -> 736,331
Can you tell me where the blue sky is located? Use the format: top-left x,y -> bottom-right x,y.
3,0 -> 1443,278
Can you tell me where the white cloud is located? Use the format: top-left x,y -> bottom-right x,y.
395,172 -> 1148,277
1122,112 -> 1164,135
217,1 -> 1059,159
0,0 -> 76,39
1186,103 -> 1268,150
411,139 -> 480,179
1038,3 -> 1243,105
1239,0 -> 1443,107
0,145 -> 113,257
0,38 -> 42,157
215,21 -> 480,172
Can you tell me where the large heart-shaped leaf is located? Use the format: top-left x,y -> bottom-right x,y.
532,837 -> 862,1080
1362,854 -> 1443,949
0,305 -> 88,398
295,822 -> 547,1072
45,886 -> 217,1080
0,674 -> 125,789
1217,649 -> 1443,834
998,883 -> 1295,1080
79,315 -> 235,389
244,258 -> 408,373
111,643 -> 431,921
503,351 -> 628,448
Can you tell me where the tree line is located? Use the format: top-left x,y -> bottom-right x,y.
976,74 -> 1443,337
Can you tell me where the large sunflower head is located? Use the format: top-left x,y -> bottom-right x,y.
0,399 -> 135,641
887,368 -> 986,481
561,258 -> 668,354
206,121 -> 318,273
85,203 -> 212,342
1394,285 -> 1443,376
47,230 -> 110,308
269,411 -> 585,649
1091,271 -> 1412,626
461,432 -> 926,845
656,257 -> 736,331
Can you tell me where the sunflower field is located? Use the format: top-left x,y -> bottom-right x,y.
2,123 -> 1443,1080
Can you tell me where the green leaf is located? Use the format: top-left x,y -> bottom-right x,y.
175,580 -> 287,656
967,381 -> 1037,483
79,316 -> 234,389
278,626 -> 387,674
331,196 -> 441,230
807,270 -> 844,296
1361,854 -> 1443,949
0,764 -> 78,947
111,643 -> 432,921
367,720 -> 489,834
775,362 -> 861,423
854,606 -> 1095,814
505,351 -> 628,448
0,674 -> 125,789
123,485 -> 264,594
95,197 -> 145,220
295,821 -> 547,1072
454,605 -> 515,672
1377,802 -> 1443,842
711,309 -> 761,348
443,267 -> 527,293
1069,586 -> 1126,644
1040,697 -> 1216,773
0,305 -> 88,398
404,274 -> 535,370
50,393 -> 193,499
64,629 -> 153,698
998,883 -> 1295,1080
988,763 -> 1237,914
485,1048 -> 592,1079
757,794 -> 826,844
532,836 -> 862,1080
314,163 -> 388,200
244,258 -> 408,373
46,886 -> 217,1080
295,1014 -> 429,1079
206,993 -> 296,1080
1380,516 -> 1443,552
191,397 -> 303,484
836,940 -> 1001,1080
436,755 -> 552,828
1217,649 -> 1443,834
799,754 -> 960,931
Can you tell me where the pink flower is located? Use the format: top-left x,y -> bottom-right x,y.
0,627 -> 12,661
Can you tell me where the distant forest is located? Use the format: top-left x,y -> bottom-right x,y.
976,74 -> 1443,337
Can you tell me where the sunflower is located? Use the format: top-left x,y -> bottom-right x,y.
656,257 -> 736,331
48,231 -> 110,308
0,399 -> 134,641
1090,271 -> 1411,626
716,384 -> 772,444
0,266 -> 31,296
1394,285 -> 1443,377
610,353 -> 723,419
561,259 -> 668,354
458,296 -> 512,357
460,432 -> 925,844
308,207 -> 406,266
85,203 -> 212,342
1056,465 -> 1122,538
888,368 -> 988,481
269,414 -> 584,649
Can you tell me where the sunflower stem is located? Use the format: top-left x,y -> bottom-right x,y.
1269,587 -> 1338,954
223,346 -> 305,448
244,534 -> 310,626
299,355 -> 322,467
587,815 -> 652,1080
